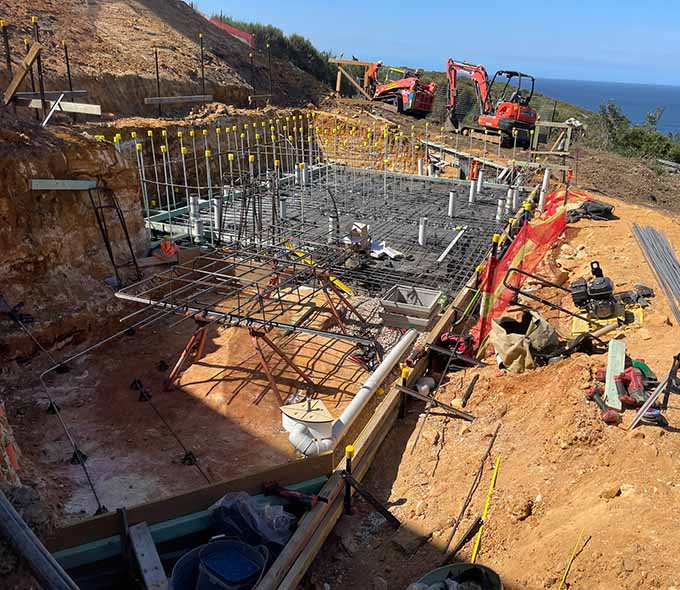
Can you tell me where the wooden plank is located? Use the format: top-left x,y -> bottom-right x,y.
3,42 -> 41,105
136,255 -> 178,268
46,453 -> 334,552
373,101 -> 398,114
54,477 -> 328,571
16,90 -> 87,99
128,522 -> 168,590
277,404 -> 396,589
335,69 -> 342,93
337,65 -> 372,100
604,339 -> 625,410
534,121 -> 573,129
144,95 -> 213,105
15,98 -> 101,115
258,274 -> 482,590
329,58 -> 373,67
468,129 -> 502,144
31,179 -> 98,191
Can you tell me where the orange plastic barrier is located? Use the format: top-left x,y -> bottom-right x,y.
471,189 -> 588,348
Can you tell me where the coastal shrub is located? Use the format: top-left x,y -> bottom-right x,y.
587,101 -> 680,163
212,15 -> 339,87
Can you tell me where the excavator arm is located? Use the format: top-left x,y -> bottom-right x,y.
445,58 -> 493,124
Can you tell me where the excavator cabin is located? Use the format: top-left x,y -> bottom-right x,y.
446,59 -> 538,147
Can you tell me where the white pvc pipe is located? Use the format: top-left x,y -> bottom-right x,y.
280,196 -> 288,220
427,164 -> 434,177
496,198 -> 505,222
511,188 -> 518,211
538,168 -> 550,212
289,329 -> 419,456
189,195 -> 202,243
417,159 -> 424,176
468,179 -> 476,203
505,189 -> 512,214
448,191 -> 456,217
327,215 -> 338,244
418,217 -> 427,246
476,168 -> 484,193
213,197 -> 223,239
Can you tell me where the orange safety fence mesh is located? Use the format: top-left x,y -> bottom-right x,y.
471,189 -> 590,349
210,18 -> 256,49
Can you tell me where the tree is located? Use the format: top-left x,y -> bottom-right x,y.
643,107 -> 665,130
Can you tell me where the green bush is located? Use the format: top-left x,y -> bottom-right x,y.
212,15 -> 339,87
587,101 -> 680,162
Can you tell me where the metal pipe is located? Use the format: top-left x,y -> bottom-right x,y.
0,491 -> 79,590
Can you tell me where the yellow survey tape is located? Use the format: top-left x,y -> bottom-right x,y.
470,455 -> 501,564
282,240 -> 354,296
558,528 -> 585,590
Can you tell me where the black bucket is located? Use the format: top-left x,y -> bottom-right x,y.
169,546 -> 202,590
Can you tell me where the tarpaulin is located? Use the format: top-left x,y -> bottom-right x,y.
471,189 -> 587,348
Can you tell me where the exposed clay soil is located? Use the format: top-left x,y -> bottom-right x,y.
6,289 -> 377,523
305,196 -> 680,590
0,0 -> 326,115
573,148 -> 680,212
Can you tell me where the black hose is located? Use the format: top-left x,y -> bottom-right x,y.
0,490 -> 79,590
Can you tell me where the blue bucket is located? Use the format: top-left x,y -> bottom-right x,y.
197,540 -> 268,590
169,546 -> 203,590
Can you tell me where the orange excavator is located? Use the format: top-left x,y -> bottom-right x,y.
330,57 -> 436,117
445,58 -> 538,147
367,62 -> 436,117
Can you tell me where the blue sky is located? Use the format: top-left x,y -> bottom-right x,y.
195,0 -> 680,85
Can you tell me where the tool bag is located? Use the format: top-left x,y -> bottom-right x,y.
567,199 -> 615,223
488,311 -> 561,373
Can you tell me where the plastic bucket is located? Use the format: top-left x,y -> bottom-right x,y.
169,545 -> 203,590
416,563 -> 502,589
197,540 -> 268,590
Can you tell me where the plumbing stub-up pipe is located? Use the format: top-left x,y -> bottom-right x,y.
289,329 -> 419,456
189,194 -> 203,244
496,198 -> 506,222
538,168 -> 550,213
448,191 -> 456,218
418,217 -> 428,247
468,179 -> 476,204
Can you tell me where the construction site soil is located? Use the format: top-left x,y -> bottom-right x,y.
305,196 -> 680,590
0,0 -> 325,115
322,96 -> 680,213
3,7 -> 680,586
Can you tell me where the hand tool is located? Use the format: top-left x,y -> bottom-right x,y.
263,482 -> 328,509
585,387 -> 620,425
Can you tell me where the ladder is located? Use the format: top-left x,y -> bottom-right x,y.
87,186 -> 141,286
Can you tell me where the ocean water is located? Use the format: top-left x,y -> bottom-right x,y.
536,78 -> 680,136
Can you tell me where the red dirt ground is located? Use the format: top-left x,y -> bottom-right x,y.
304,195 -> 680,590
9,291 -> 371,523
